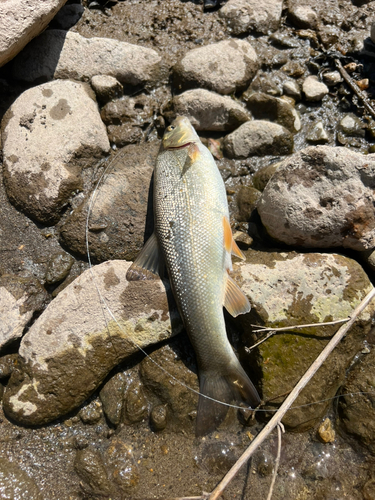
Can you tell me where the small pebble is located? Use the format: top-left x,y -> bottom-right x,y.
283,80 -> 301,100
233,231 -> 253,249
306,121 -> 329,143
339,114 -> 366,137
317,418 -> 335,443
302,75 -> 329,101
150,405 -> 168,431
322,71 -> 343,86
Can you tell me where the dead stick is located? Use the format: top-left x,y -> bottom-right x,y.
251,317 -> 349,333
208,286 -> 375,500
247,318 -> 349,351
266,423 -> 284,500
334,58 -> 375,119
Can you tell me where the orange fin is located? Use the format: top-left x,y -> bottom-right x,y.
231,239 -> 245,260
223,216 -> 232,253
181,143 -> 200,175
224,274 -> 251,317
126,233 -> 162,281
223,216 -> 246,260
188,143 -> 200,163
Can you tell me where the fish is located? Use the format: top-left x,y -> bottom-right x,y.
127,116 -> 260,436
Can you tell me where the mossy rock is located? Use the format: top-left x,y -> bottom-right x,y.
234,249 -> 374,431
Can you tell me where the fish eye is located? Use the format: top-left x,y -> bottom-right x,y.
167,125 -> 175,131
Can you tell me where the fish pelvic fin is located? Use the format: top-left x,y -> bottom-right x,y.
224,274 -> 251,317
223,216 -> 246,261
126,233 -> 163,281
196,363 -> 260,437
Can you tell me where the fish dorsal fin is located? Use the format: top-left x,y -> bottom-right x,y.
223,216 -> 246,260
224,274 -> 251,317
126,233 -> 162,281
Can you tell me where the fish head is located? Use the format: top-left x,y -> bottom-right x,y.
162,116 -> 200,150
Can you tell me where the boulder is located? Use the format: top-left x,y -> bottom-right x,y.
236,249 -> 375,430
172,89 -> 250,131
219,0 -> 283,35
243,92 -> 301,133
59,142 -> 159,263
2,79 -> 110,225
3,260 -> 181,426
12,30 -> 162,88
91,75 -> 123,105
0,0 -> 68,67
173,39 -> 258,95
0,458 -> 43,499
257,146 -> 375,251
223,120 -> 293,158
0,275 -> 49,350
339,349 -> 375,454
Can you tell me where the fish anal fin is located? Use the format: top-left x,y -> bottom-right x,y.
224,274 -> 250,317
126,233 -> 162,281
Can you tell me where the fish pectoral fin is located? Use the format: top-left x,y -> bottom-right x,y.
224,274 -> 251,317
126,233 -> 163,281
222,216 -> 246,260
181,143 -> 200,176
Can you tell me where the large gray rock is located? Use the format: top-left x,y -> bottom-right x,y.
172,89 -> 250,131
0,275 -> 49,350
236,249 -> 375,431
0,0 -> 67,67
223,120 -> 293,158
59,142 -> 158,263
3,260 -> 182,426
243,92 -> 301,133
339,349 -> 375,454
0,458 -> 43,500
173,39 -> 258,95
257,146 -> 375,251
1,80 -> 110,225
12,30 -> 162,87
219,0 -> 283,35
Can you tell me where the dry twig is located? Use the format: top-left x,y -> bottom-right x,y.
266,423 -> 284,500
246,317 -> 349,351
335,58 -> 375,119
206,286 -> 375,500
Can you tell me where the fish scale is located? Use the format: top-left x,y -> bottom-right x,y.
127,116 -> 260,435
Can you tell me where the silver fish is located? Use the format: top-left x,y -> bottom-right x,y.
127,116 -> 260,435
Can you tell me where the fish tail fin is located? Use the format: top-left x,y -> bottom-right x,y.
196,363 -> 260,437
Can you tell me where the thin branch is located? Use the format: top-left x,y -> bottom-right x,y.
266,423 -> 284,500
251,317 -> 349,333
207,286 -> 375,500
334,58 -> 375,119
246,318 -> 349,351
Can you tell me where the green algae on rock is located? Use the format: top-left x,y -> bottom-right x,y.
235,249 -> 375,431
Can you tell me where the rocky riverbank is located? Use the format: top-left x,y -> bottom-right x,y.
1,0 -> 375,499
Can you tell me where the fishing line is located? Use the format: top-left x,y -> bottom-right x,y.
85,146 -> 368,417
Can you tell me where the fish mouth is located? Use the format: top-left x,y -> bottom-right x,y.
166,142 -> 195,150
